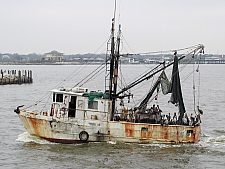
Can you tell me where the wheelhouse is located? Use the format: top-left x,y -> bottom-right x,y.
50,87 -> 111,121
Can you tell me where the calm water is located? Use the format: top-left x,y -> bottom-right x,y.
0,64 -> 225,169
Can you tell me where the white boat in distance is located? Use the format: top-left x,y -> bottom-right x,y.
15,2 -> 204,144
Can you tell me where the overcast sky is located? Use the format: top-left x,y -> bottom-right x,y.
1,0 -> 225,55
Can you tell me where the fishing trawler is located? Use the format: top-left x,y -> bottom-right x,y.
14,3 -> 204,144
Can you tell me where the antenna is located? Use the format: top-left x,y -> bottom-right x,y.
113,0 -> 116,25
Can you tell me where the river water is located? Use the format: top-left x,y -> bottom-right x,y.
0,64 -> 225,169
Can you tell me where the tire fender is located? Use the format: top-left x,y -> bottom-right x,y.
79,131 -> 89,141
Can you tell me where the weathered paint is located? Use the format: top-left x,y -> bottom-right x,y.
18,109 -> 200,144
109,121 -> 200,143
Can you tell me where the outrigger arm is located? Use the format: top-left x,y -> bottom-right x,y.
115,44 -> 204,99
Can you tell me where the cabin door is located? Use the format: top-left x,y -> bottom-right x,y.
68,96 -> 76,117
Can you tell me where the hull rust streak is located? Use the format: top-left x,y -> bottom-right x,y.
18,110 -> 200,144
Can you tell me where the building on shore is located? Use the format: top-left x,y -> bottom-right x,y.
45,50 -> 64,62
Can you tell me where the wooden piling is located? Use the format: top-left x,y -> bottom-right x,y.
0,69 -> 33,85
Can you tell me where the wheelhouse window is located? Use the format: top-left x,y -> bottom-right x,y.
88,101 -> 98,110
56,94 -> 63,102
78,100 -> 83,108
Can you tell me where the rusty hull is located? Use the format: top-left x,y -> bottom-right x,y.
18,110 -> 200,144
109,121 -> 200,143
18,110 -> 109,143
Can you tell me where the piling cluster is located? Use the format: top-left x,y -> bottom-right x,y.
0,69 -> 33,85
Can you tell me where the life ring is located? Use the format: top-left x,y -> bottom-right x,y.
79,131 -> 89,141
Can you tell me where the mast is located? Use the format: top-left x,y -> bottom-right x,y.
110,25 -> 121,120
109,0 -> 117,120
109,21 -> 115,101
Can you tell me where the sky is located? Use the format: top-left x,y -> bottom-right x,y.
0,0 -> 225,55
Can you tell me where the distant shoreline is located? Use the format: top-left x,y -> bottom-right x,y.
1,61 -> 225,65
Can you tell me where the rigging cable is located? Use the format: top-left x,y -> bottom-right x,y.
134,45 -> 199,56
37,39 -> 111,110
193,54 -> 196,113
133,74 -> 156,108
23,37 -> 110,110
179,48 -> 204,82
197,61 -> 201,107
133,50 -> 200,110
78,63 -> 106,87
74,61 -> 105,87
57,38 -> 110,89
117,0 -> 122,28
72,40 -> 110,87
121,34 -> 136,55
40,92 -> 52,113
